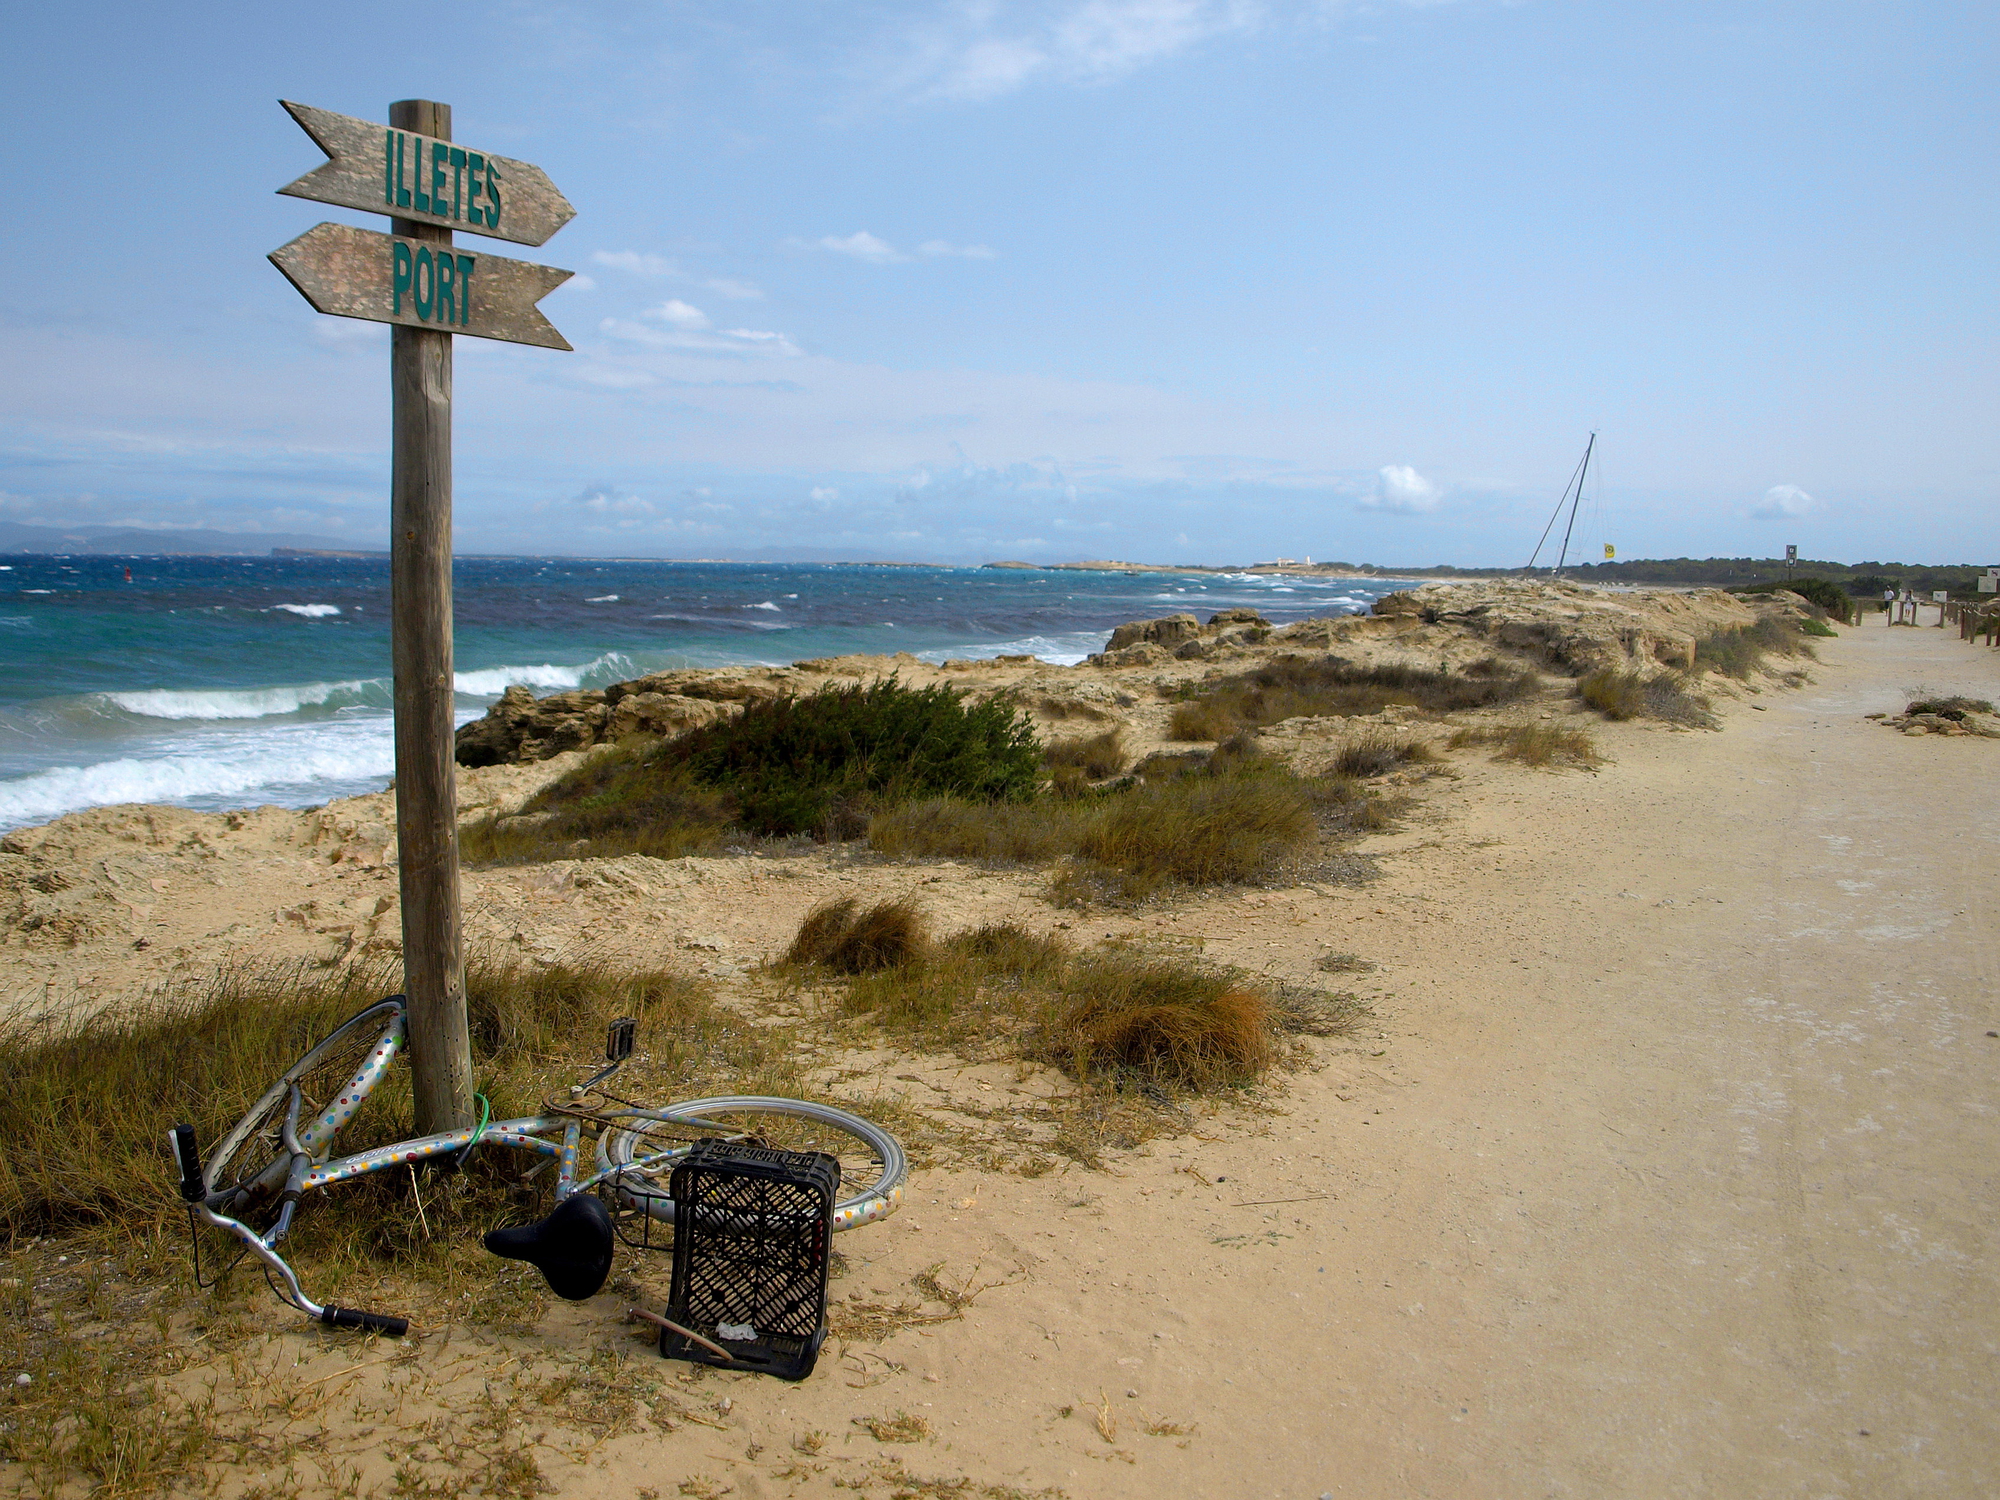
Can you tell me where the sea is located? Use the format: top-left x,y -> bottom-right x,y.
0,555 -> 1416,832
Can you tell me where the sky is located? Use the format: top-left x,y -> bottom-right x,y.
0,1 -> 1992,566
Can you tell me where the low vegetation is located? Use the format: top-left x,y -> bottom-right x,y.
784,904 -> 1358,1095
1577,667 -> 1719,728
1732,576 -> 1853,620
464,678 -> 1041,860
871,740 -> 1393,897
1168,656 -> 1537,741
1692,616 -> 1815,679
1332,730 -> 1437,778
0,957 -> 758,1245
1905,694 -> 1993,719
1448,723 -> 1603,769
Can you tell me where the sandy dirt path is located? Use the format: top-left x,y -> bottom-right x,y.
678,620 -> 1992,1500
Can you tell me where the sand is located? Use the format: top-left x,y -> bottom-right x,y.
4,615 -> 1995,1497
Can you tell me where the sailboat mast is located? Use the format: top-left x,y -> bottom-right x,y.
1552,431 -> 1597,578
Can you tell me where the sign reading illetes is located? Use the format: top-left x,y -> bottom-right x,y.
269,101 -> 573,348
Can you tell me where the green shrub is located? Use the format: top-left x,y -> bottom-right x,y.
474,679 -> 1044,858
679,678 -> 1040,837
1733,576 -> 1850,618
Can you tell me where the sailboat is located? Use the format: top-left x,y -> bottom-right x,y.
1526,433 -> 1596,576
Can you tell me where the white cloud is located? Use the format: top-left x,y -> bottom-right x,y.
898,0 -> 1259,102
1360,464 -> 1443,513
599,313 -> 803,358
573,485 -> 654,516
703,277 -> 765,300
810,486 -> 841,501
819,231 -> 908,264
562,273 -> 598,292
918,239 -> 998,260
592,250 -> 676,276
1752,483 -> 1814,519
648,300 -> 712,330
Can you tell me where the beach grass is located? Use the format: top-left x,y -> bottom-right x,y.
1168,656 -> 1538,740
1577,667 -> 1718,727
0,957 -> 769,1246
1448,722 -> 1604,768
870,742 -> 1389,896
783,910 -> 1359,1096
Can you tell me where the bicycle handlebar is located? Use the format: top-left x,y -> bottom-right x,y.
319,1306 -> 410,1337
170,1124 -> 204,1203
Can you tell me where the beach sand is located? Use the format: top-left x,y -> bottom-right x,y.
3,615 -> 1993,1497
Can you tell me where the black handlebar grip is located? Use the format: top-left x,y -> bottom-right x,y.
319,1306 -> 410,1337
170,1125 -> 204,1203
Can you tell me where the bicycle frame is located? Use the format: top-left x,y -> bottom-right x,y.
186,1011 -> 664,1331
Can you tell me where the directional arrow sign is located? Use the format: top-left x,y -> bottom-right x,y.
277,100 -> 576,248
270,222 -> 573,349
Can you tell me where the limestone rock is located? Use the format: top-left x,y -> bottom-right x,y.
1105,613 -> 1202,651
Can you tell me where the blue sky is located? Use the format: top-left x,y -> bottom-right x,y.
0,1 -> 1991,565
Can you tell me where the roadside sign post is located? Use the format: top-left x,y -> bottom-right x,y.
271,98 -> 573,1135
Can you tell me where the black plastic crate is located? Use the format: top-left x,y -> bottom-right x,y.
659,1140 -> 840,1382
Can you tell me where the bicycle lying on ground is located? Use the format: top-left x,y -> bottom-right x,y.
170,995 -> 907,1336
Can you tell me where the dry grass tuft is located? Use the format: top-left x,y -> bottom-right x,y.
872,748 -> 1376,898
1332,731 -> 1437,778
818,920 -> 1320,1097
1578,667 -> 1717,728
1043,728 -> 1127,782
1693,616 -> 1816,679
1043,969 -> 1273,1089
1448,723 -> 1604,769
1906,694 -> 1994,718
855,1410 -> 932,1443
785,897 -> 930,974
0,956 -> 772,1250
1169,655 -> 1538,740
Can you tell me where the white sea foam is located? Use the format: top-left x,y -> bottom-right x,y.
452,652 -> 633,696
272,603 -> 342,618
746,601 -> 781,611
99,680 -> 383,720
585,595 -> 620,603
915,631 -> 1107,668
0,723 -> 398,827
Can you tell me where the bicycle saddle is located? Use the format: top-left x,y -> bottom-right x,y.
482,1193 -> 615,1301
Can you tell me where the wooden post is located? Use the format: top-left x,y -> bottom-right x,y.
389,98 -> 472,1136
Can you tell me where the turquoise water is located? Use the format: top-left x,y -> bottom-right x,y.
0,555 -> 1410,829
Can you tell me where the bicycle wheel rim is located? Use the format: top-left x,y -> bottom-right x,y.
204,997 -> 406,1215
596,1096 -> 907,1232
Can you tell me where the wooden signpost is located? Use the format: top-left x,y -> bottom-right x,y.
271,99 -> 573,1135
